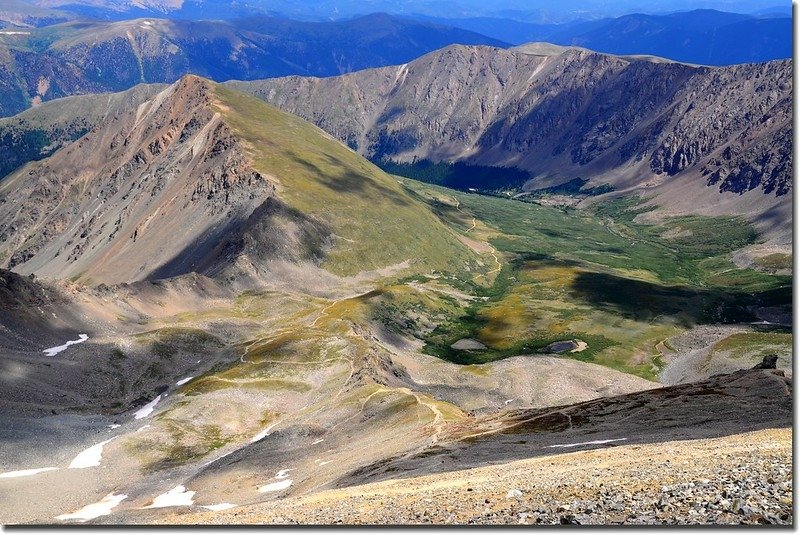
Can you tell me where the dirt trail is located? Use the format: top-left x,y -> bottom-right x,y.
310,289 -> 378,328
472,247 -> 502,281
448,196 -> 502,280
451,196 -> 477,233
397,387 -> 445,444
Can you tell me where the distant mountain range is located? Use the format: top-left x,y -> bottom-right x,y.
0,7 -> 790,118
416,9 -> 791,65
0,13 -> 505,117
1,42 -> 791,247
6,0 -> 792,23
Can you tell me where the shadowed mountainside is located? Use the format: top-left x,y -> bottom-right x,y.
336,367 -> 792,488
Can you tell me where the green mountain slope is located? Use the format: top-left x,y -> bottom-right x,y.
212,85 -> 477,277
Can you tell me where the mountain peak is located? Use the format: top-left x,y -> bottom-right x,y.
174,73 -> 213,87
229,43 -> 791,242
167,74 -> 215,102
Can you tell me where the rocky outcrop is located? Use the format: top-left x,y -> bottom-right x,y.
752,354 -> 779,369
646,60 -> 791,196
701,124 -> 791,196
0,76 -> 275,284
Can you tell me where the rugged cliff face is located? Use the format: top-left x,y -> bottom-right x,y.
643,59 -> 791,195
229,44 -> 791,208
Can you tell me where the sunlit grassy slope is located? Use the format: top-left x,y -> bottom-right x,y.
212,84 -> 478,277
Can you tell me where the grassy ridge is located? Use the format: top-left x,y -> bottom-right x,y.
213,85 -> 478,277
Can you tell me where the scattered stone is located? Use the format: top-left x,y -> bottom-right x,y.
752,354 -> 778,369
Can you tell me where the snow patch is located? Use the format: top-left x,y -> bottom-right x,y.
0,467 -> 58,478
176,376 -> 194,386
570,340 -> 588,353
275,469 -> 292,479
43,334 -> 89,356
144,485 -> 195,508
258,479 -> 292,493
134,395 -> 162,419
202,503 -> 237,511
69,438 -> 115,469
548,438 -> 628,449
311,438 -> 324,445
250,423 -> 277,443
528,57 -> 549,81
394,63 -> 409,85
56,493 -> 127,522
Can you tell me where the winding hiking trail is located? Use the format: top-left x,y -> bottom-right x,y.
452,196 -> 477,233
449,196 -> 501,281
405,389 -> 446,445
471,246 -> 502,282
311,301 -> 341,328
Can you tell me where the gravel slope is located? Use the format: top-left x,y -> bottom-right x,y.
160,427 -> 792,525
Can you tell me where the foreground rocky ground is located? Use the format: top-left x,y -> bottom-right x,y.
162,428 -> 792,526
